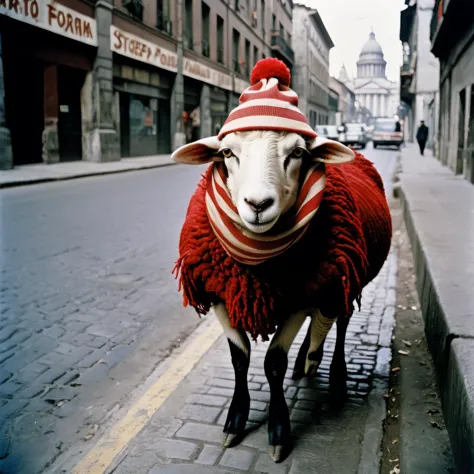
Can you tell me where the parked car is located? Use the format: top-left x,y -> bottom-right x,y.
372,118 -> 403,149
316,125 -> 339,141
338,123 -> 368,149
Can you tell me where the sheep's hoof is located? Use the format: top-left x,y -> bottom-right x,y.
268,445 -> 285,463
292,365 -> 305,380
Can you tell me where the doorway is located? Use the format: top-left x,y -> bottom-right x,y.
57,66 -> 85,162
6,59 -> 44,165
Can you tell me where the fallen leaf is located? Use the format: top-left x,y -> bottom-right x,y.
427,408 -> 440,414
392,397 -> 396,402
402,340 -> 412,347
419,361 -> 427,365
390,465 -> 400,474
431,421 -> 442,429
392,367 -> 400,372
411,305 -> 417,311
390,458 -> 400,462
398,350 -> 410,355
392,439 -> 399,445
383,393 -> 390,398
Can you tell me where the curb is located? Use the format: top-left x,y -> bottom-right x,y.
0,161 -> 177,189
399,181 -> 474,473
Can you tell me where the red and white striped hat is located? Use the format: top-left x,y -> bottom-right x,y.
218,58 -> 317,140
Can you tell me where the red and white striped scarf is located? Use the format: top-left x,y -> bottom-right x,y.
205,162 -> 326,265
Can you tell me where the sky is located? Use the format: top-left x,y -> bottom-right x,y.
299,0 -> 406,82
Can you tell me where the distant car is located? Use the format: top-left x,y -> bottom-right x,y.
338,123 -> 368,149
372,118 -> 403,149
316,125 -> 339,141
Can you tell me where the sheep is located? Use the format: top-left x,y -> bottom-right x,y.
171,59 -> 392,462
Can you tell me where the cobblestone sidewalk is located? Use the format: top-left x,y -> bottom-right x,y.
94,249 -> 398,474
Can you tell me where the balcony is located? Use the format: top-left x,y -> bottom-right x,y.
270,30 -> 295,65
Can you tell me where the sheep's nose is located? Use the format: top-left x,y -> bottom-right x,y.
244,197 -> 275,213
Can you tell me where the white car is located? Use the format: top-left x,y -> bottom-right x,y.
338,123 -> 368,149
316,125 -> 339,141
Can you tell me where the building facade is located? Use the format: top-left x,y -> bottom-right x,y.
329,75 -> 356,126
342,33 -> 399,121
400,0 -> 440,146
430,0 -> 474,183
292,4 -> 333,128
0,0 -> 295,169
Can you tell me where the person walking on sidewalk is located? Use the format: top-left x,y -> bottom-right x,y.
416,120 -> 429,155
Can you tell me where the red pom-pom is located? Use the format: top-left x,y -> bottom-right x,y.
250,58 -> 291,87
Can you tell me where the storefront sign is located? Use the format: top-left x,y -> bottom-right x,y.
234,78 -> 250,94
0,0 -> 97,46
110,25 -> 178,74
183,57 -> 232,92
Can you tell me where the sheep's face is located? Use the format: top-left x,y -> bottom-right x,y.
220,131 -> 306,233
172,130 -> 355,234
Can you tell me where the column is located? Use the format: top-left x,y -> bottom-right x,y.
200,84 -> 211,138
82,0 -> 120,162
171,0 -> 185,150
0,31 -> 12,170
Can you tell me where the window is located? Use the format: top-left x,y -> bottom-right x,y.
233,29 -> 240,73
245,39 -> 251,77
261,0 -> 265,36
272,13 -> 276,31
157,0 -> 171,34
202,2 -> 210,57
253,45 -> 258,68
217,15 -> 224,64
184,0 -> 193,49
235,0 -> 239,10
279,22 -> 284,38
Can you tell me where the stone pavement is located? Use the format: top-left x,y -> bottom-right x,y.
0,165 -> 204,473
78,249 -> 398,474
0,154 -> 174,188
400,143 -> 474,472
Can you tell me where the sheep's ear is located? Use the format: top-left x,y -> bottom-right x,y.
171,136 -> 222,165
307,136 -> 355,164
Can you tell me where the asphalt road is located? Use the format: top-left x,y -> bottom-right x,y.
0,143 -> 398,473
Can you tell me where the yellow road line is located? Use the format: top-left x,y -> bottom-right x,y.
73,319 -> 222,474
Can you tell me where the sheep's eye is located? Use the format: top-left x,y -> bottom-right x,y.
221,148 -> 233,158
292,147 -> 305,158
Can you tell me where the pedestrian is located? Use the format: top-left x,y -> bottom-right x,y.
416,120 -> 429,155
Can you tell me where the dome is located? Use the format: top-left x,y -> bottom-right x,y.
357,32 -> 387,79
361,32 -> 383,55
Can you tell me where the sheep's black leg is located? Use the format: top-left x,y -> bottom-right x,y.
224,334 -> 251,447
329,315 -> 349,409
214,304 -> 250,448
265,311 -> 306,462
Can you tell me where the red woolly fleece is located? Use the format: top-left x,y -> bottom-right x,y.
250,58 -> 291,87
174,152 -> 392,341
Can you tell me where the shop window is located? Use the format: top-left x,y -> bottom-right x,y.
202,2 -> 210,57
184,0 -> 193,50
217,15 -> 224,64
245,40 -> 251,77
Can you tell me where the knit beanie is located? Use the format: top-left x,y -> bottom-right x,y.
218,58 -> 317,140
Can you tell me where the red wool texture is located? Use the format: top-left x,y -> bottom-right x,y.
174,152 -> 392,341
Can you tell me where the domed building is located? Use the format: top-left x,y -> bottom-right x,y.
341,32 -> 399,120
